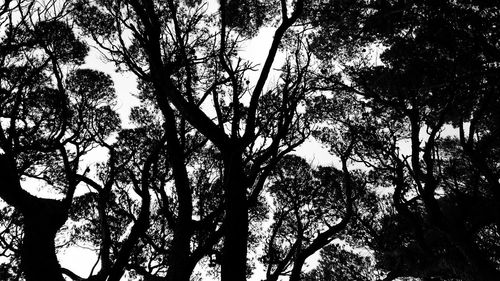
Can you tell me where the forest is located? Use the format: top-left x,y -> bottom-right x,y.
0,0 -> 499,280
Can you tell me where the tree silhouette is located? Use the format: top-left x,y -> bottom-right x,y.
71,1 -> 313,280
1,0 -> 500,281
303,243 -> 381,281
0,2 -> 119,280
263,154 -> 359,281
323,1 -> 500,280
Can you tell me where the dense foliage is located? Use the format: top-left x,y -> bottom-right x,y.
1,1 -> 499,281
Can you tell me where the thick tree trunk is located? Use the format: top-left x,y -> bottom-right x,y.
288,257 -> 306,281
1,155 -> 67,281
221,153 -> 248,281
165,254 -> 195,281
165,226 -> 195,281
21,199 -> 67,281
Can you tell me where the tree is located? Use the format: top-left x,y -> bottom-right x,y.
262,154 -> 359,281
71,1 -> 315,280
0,1 -> 120,280
312,0 -> 500,280
6,1 -> 500,280
303,243 -> 380,281
301,0 -> 500,280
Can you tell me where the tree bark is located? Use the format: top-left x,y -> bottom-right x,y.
288,256 -> 306,281
158,96 -> 195,281
221,151 -> 248,281
1,155 -> 67,281
21,199 -> 67,281
165,256 -> 195,281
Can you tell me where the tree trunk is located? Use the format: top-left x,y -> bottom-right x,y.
1,155 -> 67,281
165,255 -> 195,281
162,100 -> 195,281
165,226 -> 195,281
288,256 -> 306,281
221,152 -> 248,281
21,199 -> 67,281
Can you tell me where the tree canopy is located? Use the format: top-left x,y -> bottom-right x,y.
1,0 -> 499,281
